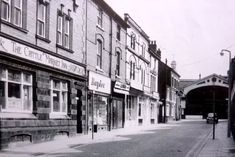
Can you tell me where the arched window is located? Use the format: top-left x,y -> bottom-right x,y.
116,51 -> 121,76
130,33 -> 136,50
97,39 -> 102,69
141,43 -> 146,57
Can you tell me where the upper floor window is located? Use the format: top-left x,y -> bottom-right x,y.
1,0 -> 27,29
141,66 -> 145,85
37,0 -> 49,39
97,8 -> 103,28
130,33 -> 136,50
116,25 -> 121,41
115,51 -> 120,76
97,39 -> 102,69
141,43 -> 146,57
57,11 -> 73,50
0,68 -> 33,113
1,0 -> 11,22
130,61 -> 135,80
150,75 -> 156,92
50,79 -> 68,115
13,0 -> 22,26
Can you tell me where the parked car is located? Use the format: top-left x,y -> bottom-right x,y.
206,113 -> 218,124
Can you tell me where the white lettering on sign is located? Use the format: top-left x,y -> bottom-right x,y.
88,71 -> 111,94
0,37 -> 85,76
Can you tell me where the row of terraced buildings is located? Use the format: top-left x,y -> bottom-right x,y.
0,0 -> 181,149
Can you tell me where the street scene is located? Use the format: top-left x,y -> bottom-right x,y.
1,0 -> 235,156
1,119 -> 234,157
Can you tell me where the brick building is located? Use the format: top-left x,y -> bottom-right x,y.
124,14 -> 160,126
86,0 -> 128,132
0,0 -> 86,148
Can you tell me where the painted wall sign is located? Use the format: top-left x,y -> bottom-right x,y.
0,36 -> 85,76
88,71 -> 111,94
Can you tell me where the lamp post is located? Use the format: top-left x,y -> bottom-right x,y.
220,49 -> 231,138
212,75 -> 216,140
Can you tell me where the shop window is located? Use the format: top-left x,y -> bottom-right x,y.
89,95 -> 108,126
1,0 -> 27,29
0,68 -> 32,112
50,79 -> 68,115
56,10 -> 73,50
37,0 -> 50,39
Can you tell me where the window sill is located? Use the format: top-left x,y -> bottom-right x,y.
49,113 -> 71,119
56,44 -> 74,53
36,35 -> 51,43
96,66 -> 104,73
96,25 -> 104,32
1,20 -> 28,34
0,112 -> 37,119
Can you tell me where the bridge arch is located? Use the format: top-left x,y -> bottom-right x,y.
182,74 -> 228,119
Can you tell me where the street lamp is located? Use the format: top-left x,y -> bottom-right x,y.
220,49 -> 231,138
212,75 -> 216,140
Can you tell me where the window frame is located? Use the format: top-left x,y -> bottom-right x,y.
130,61 -> 135,80
115,51 -> 120,76
50,79 -> 68,116
116,25 -> 121,41
97,39 -> 102,69
1,0 -> 27,30
130,33 -> 136,50
13,0 -> 22,27
37,1 -> 46,37
0,68 -> 33,113
97,8 -> 103,28
56,11 -> 73,51
1,0 -> 11,22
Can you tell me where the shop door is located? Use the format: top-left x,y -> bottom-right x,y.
77,90 -> 83,133
112,100 -> 123,129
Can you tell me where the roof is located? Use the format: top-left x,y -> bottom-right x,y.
93,0 -> 129,29
124,13 -> 150,41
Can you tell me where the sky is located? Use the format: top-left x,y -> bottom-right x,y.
105,0 -> 235,79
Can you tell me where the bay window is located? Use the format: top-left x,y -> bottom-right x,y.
0,68 -> 32,112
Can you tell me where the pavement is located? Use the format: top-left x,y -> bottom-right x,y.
0,119 -> 234,157
197,120 -> 235,157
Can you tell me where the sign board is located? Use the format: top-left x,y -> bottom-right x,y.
88,71 -> 111,94
0,36 -> 85,76
114,81 -> 130,95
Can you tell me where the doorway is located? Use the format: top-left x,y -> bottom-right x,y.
77,90 -> 83,133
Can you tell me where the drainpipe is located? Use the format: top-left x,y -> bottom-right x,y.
108,16 -> 113,131
85,0 -> 88,135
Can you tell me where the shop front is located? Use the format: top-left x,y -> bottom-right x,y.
125,87 -> 143,127
0,36 -> 86,149
88,71 -> 111,132
111,81 -> 129,129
